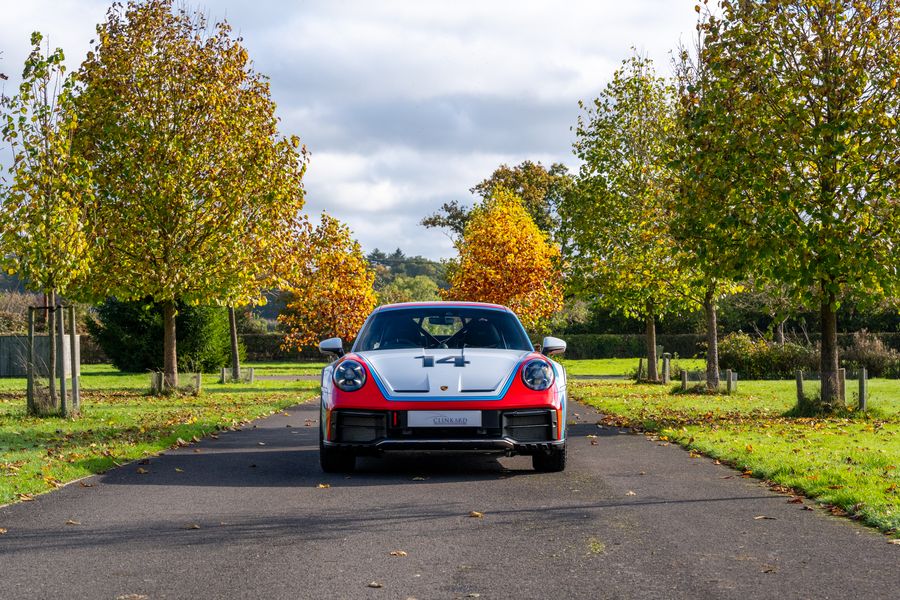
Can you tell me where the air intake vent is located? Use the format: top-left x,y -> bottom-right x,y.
502,409 -> 555,442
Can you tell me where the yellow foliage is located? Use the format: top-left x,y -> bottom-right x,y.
278,214 -> 376,350
445,190 -> 562,331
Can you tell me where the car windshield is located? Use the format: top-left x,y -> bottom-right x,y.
353,307 -> 533,352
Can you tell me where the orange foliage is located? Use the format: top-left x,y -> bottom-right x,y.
445,190 -> 562,330
278,214 -> 376,349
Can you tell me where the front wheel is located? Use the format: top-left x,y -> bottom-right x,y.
532,442 -> 566,472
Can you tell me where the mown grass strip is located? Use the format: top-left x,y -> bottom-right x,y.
572,380 -> 900,536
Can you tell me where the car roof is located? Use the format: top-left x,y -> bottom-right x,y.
374,301 -> 512,313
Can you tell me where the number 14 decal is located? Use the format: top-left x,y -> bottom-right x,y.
415,355 -> 470,367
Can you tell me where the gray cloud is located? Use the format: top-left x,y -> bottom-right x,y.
1,0 -> 702,259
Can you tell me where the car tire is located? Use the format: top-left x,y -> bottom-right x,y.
320,442 -> 355,473
532,442 -> 566,472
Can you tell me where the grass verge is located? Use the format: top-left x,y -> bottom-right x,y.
558,357 -> 705,377
0,368 -> 320,506
571,379 -> 900,536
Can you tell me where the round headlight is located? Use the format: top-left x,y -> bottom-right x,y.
333,359 -> 366,392
521,359 -> 554,391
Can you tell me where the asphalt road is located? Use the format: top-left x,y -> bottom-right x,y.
1,400 -> 897,600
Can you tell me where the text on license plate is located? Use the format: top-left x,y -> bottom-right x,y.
408,411 -> 482,428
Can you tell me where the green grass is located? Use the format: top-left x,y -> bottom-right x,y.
0,364 -> 320,506
558,357 -> 705,377
572,379 -> 900,535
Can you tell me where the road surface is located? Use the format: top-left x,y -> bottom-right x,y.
1,400 -> 896,599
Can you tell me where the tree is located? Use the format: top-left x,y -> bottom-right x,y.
702,0 -> 900,410
563,54 -> 697,381
73,0 -> 307,389
279,214 -> 376,350
378,275 -> 441,305
670,16 -> 745,391
422,161 -> 573,244
0,33 -> 94,413
444,189 -> 562,332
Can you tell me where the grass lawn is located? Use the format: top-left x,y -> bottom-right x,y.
0,363 -> 320,506
571,379 -> 900,536
559,357 -> 706,377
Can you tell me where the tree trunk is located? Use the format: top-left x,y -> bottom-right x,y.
162,300 -> 178,390
47,290 -> 57,409
819,294 -> 843,411
775,319 -> 785,346
229,305 -> 241,381
645,314 -> 658,382
704,288 -> 720,392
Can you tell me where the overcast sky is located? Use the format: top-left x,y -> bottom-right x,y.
1,0 -> 701,260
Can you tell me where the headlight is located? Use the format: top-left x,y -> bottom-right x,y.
333,359 -> 366,392
521,359 -> 554,391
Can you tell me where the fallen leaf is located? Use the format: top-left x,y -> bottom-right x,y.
590,439 -> 599,446
390,550 -> 408,557
79,482 -> 94,488
714,460 -> 721,465
138,459 -> 150,465
888,539 -> 900,545
411,476 -> 428,481
754,515 -> 777,520
65,520 -> 81,526
625,491 -> 637,496
367,582 -> 383,589
258,442 -> 266,446
136,468 -> 149,475
175,468 -> 184,473
18,494 -> 34,501
183,524 -> 201,530
468,511 -> 484,518
317,483 -> 331,489
0,528 -> 7,534
175,438 -> 188,447
801,506 -> 814,511
639,471 -> 646,475
828,485 -> 845,490
788,497 -> 803,504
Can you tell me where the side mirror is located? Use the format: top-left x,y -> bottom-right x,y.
541,336 -> 566,357
318,337 -> 344,357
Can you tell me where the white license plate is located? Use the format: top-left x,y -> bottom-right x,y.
408,411 -> 482,428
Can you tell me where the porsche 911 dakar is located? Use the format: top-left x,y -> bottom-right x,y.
317,301 -> 568,472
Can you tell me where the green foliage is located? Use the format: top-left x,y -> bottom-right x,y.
88,299 -> 241,373
367,248 -> 446,290
378,274 -> 441,305
562,333 -> 704,360
564,53 -> 698,321
841,331 -> 900,379
718,332 -> 816,380
0,32 -> 94,297
421,161 -> 573,242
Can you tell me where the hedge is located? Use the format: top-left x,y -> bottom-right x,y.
558,334 -> 705,359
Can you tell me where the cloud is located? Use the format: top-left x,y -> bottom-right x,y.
1,0 -> 701,259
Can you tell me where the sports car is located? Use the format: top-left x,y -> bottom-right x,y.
317,301 -> 568,472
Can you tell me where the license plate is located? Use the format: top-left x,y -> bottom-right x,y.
408,411 -> 482,428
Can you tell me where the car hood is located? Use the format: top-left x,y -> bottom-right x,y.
357,348 -> 530,399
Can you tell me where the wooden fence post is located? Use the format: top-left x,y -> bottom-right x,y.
681,370 -> 687,392
796,370 -> 804,404
27,307 -> 35,415
858,368 -> 867,412
726,369 -> 734,395
220,367 -> 227,384
248,367 -> 255,384
194,372 -> 202,395
662,358 -> 670,384
838,368 -> 846,403
731,371 -> 738,393
57,308 -> 68,417
68,306 -> 80,414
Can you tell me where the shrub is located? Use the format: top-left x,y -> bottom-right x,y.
88,298 -> 241,373
718,332 -> 817,379
841,331 -> 900,378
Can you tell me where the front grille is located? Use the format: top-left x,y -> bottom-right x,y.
502,409 -> 555,442
335,411 -> 387,443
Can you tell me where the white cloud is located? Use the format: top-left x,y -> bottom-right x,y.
1,0 -> 702,259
